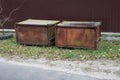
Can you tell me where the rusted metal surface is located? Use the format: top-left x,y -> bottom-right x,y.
15,19 -> 60,45
55,21 -> 101,49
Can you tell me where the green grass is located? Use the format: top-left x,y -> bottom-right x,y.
0,37 -> 120,61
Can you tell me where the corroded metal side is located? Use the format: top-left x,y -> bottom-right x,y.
15,26 -> 48,45
56,27 -> 99,49
96,26 -> 100,41
55,27 -> 67,46
67,28 -> 95,48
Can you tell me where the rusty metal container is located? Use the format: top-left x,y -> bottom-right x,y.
15,19 -> 60,45
55,21 -> 101,49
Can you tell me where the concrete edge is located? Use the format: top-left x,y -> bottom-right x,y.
0,29 -> 15,32
101,32 -> 120,36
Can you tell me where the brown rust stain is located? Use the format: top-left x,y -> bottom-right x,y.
16,26 -> 48,45
56,27 -> 67,46
56,27 -> 98,49
67,28 -> 85,47
67,28 -> 95,48
84,29 -> 95,48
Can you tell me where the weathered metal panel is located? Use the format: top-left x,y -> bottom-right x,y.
15,26 -> 48,45
67,28 -> 96,48
55,21 -> 101,49
55,28 -> 67,46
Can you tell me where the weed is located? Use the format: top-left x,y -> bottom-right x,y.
0,37 -> 120,60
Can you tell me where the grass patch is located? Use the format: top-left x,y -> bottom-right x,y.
0,37 -> 120,61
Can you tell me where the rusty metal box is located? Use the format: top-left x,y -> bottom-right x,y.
15,19 -> 60,45
55,21 -> 101,49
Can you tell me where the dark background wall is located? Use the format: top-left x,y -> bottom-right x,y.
2,0 -> 120,32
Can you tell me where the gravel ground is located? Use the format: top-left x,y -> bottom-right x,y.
0,57 -> 120,80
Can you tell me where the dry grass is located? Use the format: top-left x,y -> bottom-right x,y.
0,37 -> 120,60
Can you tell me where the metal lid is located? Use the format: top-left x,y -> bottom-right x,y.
57,21 -> 101,27
16,19 -> 60,26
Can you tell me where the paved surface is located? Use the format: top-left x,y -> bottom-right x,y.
0,61 -> 105,80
